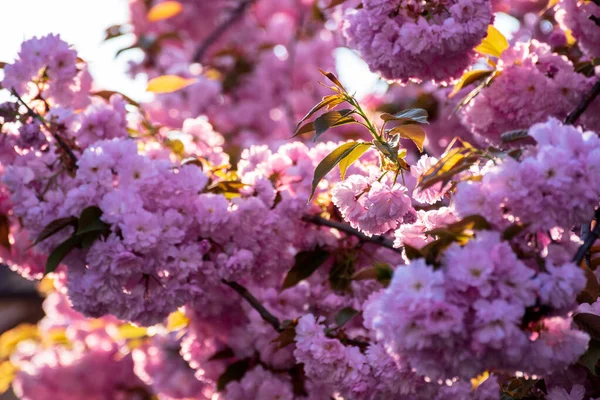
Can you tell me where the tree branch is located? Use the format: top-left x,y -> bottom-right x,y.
222,279 -> 282,332
192,0 -> 256,63
573,209 -> 600,265
565,77 -> 600,125
302,215 -> 402,254
12,90 -> 78,170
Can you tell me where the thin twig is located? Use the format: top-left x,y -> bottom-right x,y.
302,215 -> 402,254
192,0 -> 256,63
12,90 -> 78,169
222,279 -> 282,332
565,77 -> 600,125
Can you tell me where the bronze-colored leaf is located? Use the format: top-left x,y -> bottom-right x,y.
574,313 -> 600,341
0,215 -> 10,250
318,69 -> 347,93
294,94 -> 345,134
388,124 -> 426,152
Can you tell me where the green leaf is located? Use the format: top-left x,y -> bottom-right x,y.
579,339 -> 600,375
392,108 -> 429,124
34,216 -> 78,246
282,247 -> 330,289
294,94 -> 345,134
335,307 -> 359,328
313,109 -> 355,141
339,143 -> 371,180
76,206 -> 103,235
388,124 -> 426,152
216,359 -> 251,391
45,236 -> 82,275
310,142 -> 363,200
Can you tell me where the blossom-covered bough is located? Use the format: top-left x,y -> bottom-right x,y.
0,0 -> 600,399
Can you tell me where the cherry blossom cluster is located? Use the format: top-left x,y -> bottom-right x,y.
344,0 -> 493,83
1,0 -> 600,398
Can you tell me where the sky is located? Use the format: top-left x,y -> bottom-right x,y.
0,1 -> 520,102
0,0 -> 146,101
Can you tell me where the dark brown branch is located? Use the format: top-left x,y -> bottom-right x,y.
12,90 -> 78,169
565,77 -> 600,125
573,209 -> 600,265
192,0 -> 256,63
302,215 -> 402,254
222,279 -> 282,332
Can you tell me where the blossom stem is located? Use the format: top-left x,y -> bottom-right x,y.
302,214 -> 402,254
221,279 -> 282,332
11,90 -> 78,170
192,0 -> 257,63
565,77 -> 600,125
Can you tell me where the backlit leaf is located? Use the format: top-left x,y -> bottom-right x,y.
117,324 -> 148,340
0,324 -> 39,359
282,247 -> 330,289
450,69 -> 494,98
318,69 -> 346,92
310,142 -> 363,200
147,1 -> 183,22
167,309 -> 189,331
339,142 -> 371,180
389,124 -> 426,152
147,75 -> 196,94
475,25 -> 509,58
294,94 -> 345,134
313,109 -> 355,141
417,142 -> 482,190
292,122 -> 316,137
0,361 -> 16,395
